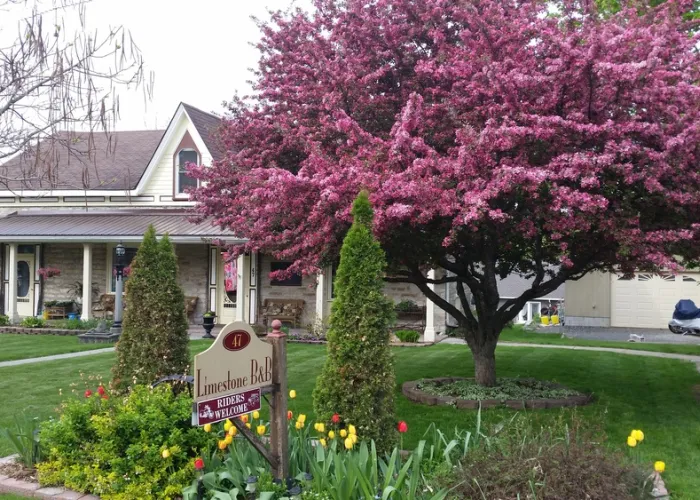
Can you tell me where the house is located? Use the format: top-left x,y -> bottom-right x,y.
565,271 -> 700,329
0,103 -> 444,339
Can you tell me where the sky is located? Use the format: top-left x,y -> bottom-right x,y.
3,0 -> 313,131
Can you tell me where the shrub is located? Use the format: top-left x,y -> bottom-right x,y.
417,377 -> 584,401
0,314 -> 9,326
20,316 -> 44,328
313,192 -> 397,453
394,329 -> 421,343
48,318 -> 109,330
395,299 -> 420,312
112,226 -> 190,391
0,415 -> 44,468
38,385 -> 215,499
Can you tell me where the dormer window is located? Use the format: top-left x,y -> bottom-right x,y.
177,149 -> 199,194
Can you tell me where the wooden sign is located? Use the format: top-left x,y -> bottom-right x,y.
196,388 -> 261,425
194,321 -> 273,413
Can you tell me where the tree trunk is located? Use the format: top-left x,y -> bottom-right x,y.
473,340 -> 497,387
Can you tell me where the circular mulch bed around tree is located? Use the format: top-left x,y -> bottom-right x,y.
402,377 -> 594,410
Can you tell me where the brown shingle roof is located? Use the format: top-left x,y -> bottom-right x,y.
181,103 -> 224,162
0,130 -> 165,191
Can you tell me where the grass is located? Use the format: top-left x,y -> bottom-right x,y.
1,341 -> 699,497
0,334 -> 113,362
0,495 -> 28,500
498,326 -> 700,355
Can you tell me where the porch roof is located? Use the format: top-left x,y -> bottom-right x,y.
0,210 -> 242,243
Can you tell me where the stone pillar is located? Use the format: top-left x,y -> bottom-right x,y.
7,243 -> 17,323
423,269 -> 437,342
235,254 -> 247,322
81,244 -> 93,321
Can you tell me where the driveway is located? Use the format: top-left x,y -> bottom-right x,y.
561,326 -> 700,344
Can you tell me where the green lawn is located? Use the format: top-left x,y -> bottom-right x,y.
0,495 -> 28,500
1,341 -> 699,497
498,327 -> 700,355
0,334 -> 113,362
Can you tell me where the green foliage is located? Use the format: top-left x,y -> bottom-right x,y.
37,385 -> 216,499
0,414 -> 43,468
47,318 -> 110,330
0,314 -> 9,326
394,330 -> 421,343
43,300 -> 75,309
112,226 -> 190,390
20,317 -> 45,328
417,378 -> 583,401
313,192 -> 397,453
394,300 -> 420,313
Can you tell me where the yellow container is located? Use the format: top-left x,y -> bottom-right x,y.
551,315 -> 560,325
541,316 -> 550,326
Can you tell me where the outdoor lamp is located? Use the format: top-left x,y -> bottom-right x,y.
115,242 -> 126,277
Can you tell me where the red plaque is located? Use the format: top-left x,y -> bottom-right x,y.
223,330 -> 251,351
196,388 -> 261,426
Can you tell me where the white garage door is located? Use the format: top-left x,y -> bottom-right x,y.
611,273 -> 700,328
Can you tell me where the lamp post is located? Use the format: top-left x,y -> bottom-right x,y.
110,242 -> 126,335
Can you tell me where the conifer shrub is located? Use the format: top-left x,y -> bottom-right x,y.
313,191 -> 397,453
112,226 -> 190,391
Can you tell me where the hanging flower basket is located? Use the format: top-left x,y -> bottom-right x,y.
37,267 -> 61,279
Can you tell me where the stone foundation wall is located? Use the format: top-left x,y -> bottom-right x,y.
258,254 -> 317,327
175,244 -> 208,324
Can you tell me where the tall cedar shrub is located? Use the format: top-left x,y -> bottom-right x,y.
112,226 -> 190,391
313,191 -> 397,453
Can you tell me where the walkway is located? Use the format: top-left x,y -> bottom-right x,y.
0,347 -> 115,369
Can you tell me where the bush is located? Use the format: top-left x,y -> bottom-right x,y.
38,385 -> 215,499
48,318 -> 109,330
20,316 -> 44,328
394,329 -> 421,343
112,226 -> 190,391
313,192 -> 397,453
395,299 -> 420,312
0,415 -> 44,468
417,377 -> 584,401
0,314 -> 9,326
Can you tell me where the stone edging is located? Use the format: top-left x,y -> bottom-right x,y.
0,326 -> 86,336
0,455 -> 98,499
402,377 -> 594,410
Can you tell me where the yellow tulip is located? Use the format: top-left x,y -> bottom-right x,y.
320,438 -> 327,447
161,449 -> 170,459
317,423 -> 325,433
253,411 -> 260,419
218,440 -> 227,450
328,431 -> 336,439
340,429 -> 347,438
228,426 -> 238,437
245,423 -> 251,429
298,414 -> 306,423
350,434 -> 358,444
203,423 -> 212,433
631,429 -> 644,442
344,437 -> 353,450
295,421 -> 303,430
224,435 -> 233,445
654,461 -> 666,473
314,423 -> 320,432
257,425 -> 266,436
289,390 -> 297,399
224,419 -> 233,432
627,436 -> 637,448
348,424 -> 356,435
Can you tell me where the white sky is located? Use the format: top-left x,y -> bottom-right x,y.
3,0 -> 313,131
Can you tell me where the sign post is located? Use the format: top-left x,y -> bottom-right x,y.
193,320 -> 288,479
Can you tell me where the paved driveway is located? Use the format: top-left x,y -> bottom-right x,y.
561,326 -> 700,344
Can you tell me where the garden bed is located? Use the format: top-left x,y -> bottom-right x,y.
403,377 -> 593,409
0,327 -> 85,336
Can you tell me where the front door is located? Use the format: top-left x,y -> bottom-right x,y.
16,254 -> 35,317
217,256 -> 237,324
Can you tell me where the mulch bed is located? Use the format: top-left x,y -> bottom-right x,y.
0,460 -> 36,482
402,377 -> 594,410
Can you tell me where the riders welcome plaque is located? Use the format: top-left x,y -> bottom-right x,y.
193,321 -> 273,425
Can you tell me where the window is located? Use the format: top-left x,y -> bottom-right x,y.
617,274 -> 633,281
329,264 -> 338,299
637,274 -> 653,282
683,276 -> 697,283
270,262 -> 302,286
177,149 -> 199,194
111,247 -> 138,292
660,274 -> 676,282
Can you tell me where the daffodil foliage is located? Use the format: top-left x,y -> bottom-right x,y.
192,0 -> 700,385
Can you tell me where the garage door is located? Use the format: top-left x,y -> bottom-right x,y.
611,273 -> 700,328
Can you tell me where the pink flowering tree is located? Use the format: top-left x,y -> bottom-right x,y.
193,0 -> 700,385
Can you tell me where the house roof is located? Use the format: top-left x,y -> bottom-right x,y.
498,274 -> 565,300
0,130 -> 166,191
0,210 -> 240,243
181,103 -> 224,162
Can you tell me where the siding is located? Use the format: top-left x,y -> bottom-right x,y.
565,272 -> 611,319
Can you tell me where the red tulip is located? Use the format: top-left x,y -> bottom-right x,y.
287,410 -> 293,421
84,389 -> 92,398
101,395 -> 109,400
194,457 -> 204,470
332,413 -> 341,424
397,421 -> 408,433
97,386 -> 105,396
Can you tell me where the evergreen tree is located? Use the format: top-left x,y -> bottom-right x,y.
313,191 -> 397,453
112,226 -> 190,391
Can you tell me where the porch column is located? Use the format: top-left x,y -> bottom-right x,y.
7,243 -> 17,323
235,254 -> 247,322
81,244 -> 93,321
315,265 -> 332,328
423,269 -> 437,342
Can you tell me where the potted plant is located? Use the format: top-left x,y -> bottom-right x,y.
202,311 -> 216,339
